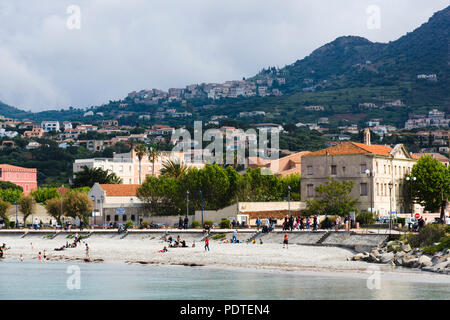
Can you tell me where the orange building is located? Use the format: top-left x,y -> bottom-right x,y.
0,164 -> 37,195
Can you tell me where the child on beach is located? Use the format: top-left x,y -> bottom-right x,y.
43,250 -> 47,261
38,252 -> 42,262
85,244 -> 90,260
283,233 -> 289,249
204,237 -> 210,251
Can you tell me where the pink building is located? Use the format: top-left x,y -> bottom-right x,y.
0,164 -> 37,195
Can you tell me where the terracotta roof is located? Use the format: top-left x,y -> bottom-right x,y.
411,153 -> 449,162
99,184 -> 140,197
304,142 -> 392,157
0,164 -> 37,172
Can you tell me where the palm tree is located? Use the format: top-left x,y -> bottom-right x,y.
147,145 -> 161,177
160,159 -> 188,179
72,166 -> 123,188
135,144 -> 148,184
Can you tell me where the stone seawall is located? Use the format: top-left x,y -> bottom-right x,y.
0,230 -> 388,251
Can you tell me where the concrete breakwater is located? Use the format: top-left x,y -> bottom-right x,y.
0,229 -> 388,252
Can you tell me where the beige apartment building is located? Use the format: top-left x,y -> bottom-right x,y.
301,131 -> 420,215
73,149 -> 204,185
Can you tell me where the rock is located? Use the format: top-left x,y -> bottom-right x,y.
380,252 -> 395,263
433,261 -> 450,271
370,249 -> 379,256
352,253 -> 366,261
402,256 -> 419,268
418,255 -> 433,268
395,251 -> 406,258
368,253 -> 379,263
401,244 -> 412,252
393,257 -> 403,266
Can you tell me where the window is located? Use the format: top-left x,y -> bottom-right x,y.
331,165 -> 337,175
360,183 -> 368,196
114,215 -> 119,222
376,183 -> 379,196
342,166 -> 346,174
360,164 -> 367,173
307,184 -> 314,198
131,215 -> 135,221
123,215 -> 127,222
307,166 -> 313,175
106,215 -> 111,221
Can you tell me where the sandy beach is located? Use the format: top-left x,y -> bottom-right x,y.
0,230 -> 431,276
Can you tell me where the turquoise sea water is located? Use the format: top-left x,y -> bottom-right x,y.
0,260 -> 449,300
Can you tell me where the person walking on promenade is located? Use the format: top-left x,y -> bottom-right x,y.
313,216 -> 318,231
204,236 -> 210,251
256,218 -> 261,231
283,233 -> 289,249
289,216 -> 294,231
85,244 -> 90,260
184,216 -> 189,230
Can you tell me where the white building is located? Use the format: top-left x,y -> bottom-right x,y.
41,121 -> 60,132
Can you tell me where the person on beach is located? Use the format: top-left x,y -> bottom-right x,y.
43,250 -> 47,261
204,236 -> 210,251
0,246 -> 3,258
38,251 -> 42,262
20,254 -> 23,262
283,233 -> 289,249
85,244 -> 90,260
30,242 -> 34,251
232,229 -> 238,243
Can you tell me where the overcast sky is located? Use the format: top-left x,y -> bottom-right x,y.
0,0 -> 448,112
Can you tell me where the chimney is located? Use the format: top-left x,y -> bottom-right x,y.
364,128 -> 371,146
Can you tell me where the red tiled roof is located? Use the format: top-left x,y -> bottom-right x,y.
99,184 -> 140,197
304,142 -> 392,157
411,153 -> 449,162
0,164 -> 37,172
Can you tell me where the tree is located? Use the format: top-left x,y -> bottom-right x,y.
0,189 -> 23,203
160,159 -> 188,179
31,187 -> 60,204
19,195 -> 36,225
137,176 -> 181,216
306,178 -> 357,216
410,155 -> 450,220
135,144 -> 148,184
63,191 -> 94,224
147,145 -> 161,177
0,199 -> 10,222
72,166 -> 123,188
0,181 -> 23,192
45,197 -> 64,225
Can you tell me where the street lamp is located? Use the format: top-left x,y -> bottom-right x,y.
14,200 -> 18,228
186,190 -> 189,217
287,186 -> 291,217
199,190 -> 204,226
388,181 -> 393,233
365,169 -> 376,217
405,176 -> 416,216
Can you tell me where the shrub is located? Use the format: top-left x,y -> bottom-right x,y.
212,233 -> 226,240
219,219 -> 231,229
8,221 -> 15,229
124,220 -> 134,229
407,224 -> 447,248
320,215 -> 336,229
191,220 -> 201,229
356,211 -> 374,225
394,217 -> 406,226
422,237 -> 450,255
203,220 -> 214,228
140,221 -> 149,229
